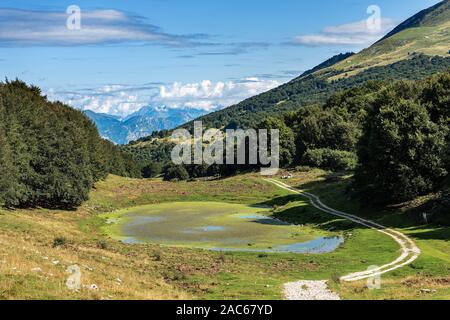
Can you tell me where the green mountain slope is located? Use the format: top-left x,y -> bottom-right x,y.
380,0 -> 450,40
299,52 -> 354,78
179,1 -> 450,130
181,55 -> 450,130
328,0 -> 450,79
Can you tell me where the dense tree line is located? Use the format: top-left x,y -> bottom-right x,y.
0,80 -> 140,208
130,71 -> 449,210
2,64 -> 447,212
121,139 -> 175,178
255,71 -> 449,205
280,72 -> 449,205
354,72 -> 450,204
120,65 -> 449,218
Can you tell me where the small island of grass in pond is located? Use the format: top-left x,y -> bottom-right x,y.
101,202 -> 344,254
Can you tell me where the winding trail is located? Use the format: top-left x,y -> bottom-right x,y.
264,178 -> 421,298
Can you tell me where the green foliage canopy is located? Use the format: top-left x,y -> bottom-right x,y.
0,80 -> 139,208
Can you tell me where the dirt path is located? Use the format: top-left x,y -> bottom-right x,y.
265,178 -> 421,299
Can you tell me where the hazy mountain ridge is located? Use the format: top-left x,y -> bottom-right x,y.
298,52 -> 355,79
86,106 -> 209,144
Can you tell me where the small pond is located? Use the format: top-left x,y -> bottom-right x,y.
103,202 -> 344,254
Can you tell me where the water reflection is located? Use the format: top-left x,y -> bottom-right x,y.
212,237 -> 344,254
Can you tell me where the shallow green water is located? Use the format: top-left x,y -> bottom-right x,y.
102,202 -> 343,254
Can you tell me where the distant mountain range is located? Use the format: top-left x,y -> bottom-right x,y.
85,106 -> 210,144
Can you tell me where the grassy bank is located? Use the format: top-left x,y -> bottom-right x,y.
0,173 -> 403,300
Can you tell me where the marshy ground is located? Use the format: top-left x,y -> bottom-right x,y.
101,201 -> 342,253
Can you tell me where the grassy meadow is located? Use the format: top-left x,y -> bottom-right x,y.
0,172 -> 407,300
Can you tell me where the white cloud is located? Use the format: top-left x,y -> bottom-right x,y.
46,85 -> 150,117
155,78 -> 280,111
0,8 -> 206,47
290,18 -> 398,47
46,78 -> 280,117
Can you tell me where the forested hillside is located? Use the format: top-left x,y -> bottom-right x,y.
0,80 -> 140,208
125,70 -> 449,223
177,1 -> 450,130
182,55 -> 450,130
279,71 -> 449,207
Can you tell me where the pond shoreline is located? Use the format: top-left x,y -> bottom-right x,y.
101,201 -> 345,254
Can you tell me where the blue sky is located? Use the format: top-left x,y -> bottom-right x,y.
0,0 -> 441,117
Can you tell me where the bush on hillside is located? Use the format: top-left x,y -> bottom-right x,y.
163,165 -> 190,181
141,162 -> 162,178
302,148 -> 357,171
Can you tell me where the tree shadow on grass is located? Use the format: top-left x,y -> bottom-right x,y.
6,202 -> 79,212
251,218 -> 291,226
257,194 -> 299,207
256,195 -> 367,233
285,172 -> 450,240
404,225 -> 450,241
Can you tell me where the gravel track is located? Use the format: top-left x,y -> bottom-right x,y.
283,280 -> 341,300
265,178 -> 421,300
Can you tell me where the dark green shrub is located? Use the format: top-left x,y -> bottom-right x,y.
302,148 -> 357,171
141,162 -> 162,178
53,237 -> 68,248
153,251 -> 162,262
97,240 -> 108,250
163,165 -> 189,181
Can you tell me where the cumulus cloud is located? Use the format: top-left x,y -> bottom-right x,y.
289,18 -> 398,47
155,78 -> 280,111
46,78 -> 280,117
46,84 -> 153,117
0,8 -> 210,47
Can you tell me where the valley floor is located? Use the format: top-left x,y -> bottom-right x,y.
0,171 -> 449,300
